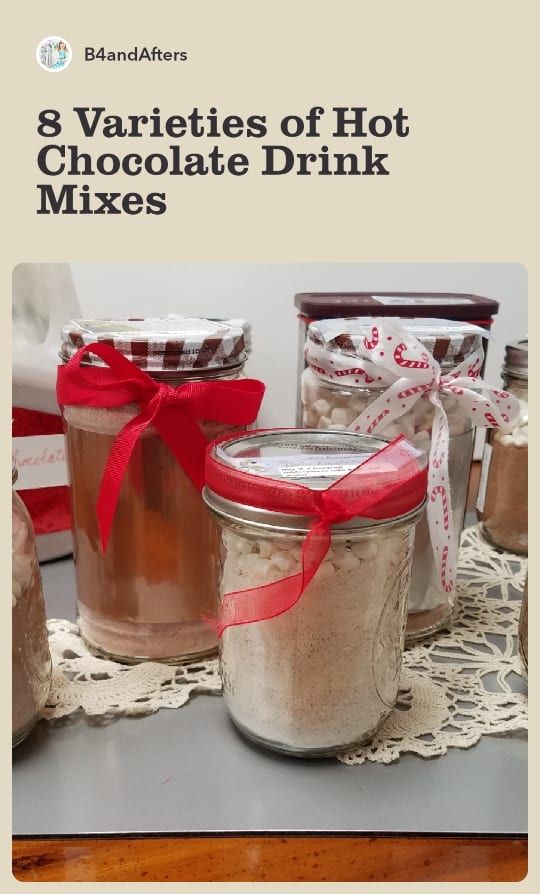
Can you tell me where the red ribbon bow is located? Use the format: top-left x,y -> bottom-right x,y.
205,434 -> 427,636
56,342 -> 266,550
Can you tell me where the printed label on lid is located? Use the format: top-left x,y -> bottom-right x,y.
372,296 -> 475,305
225,452 -> 375,480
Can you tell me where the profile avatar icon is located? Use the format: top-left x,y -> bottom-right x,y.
36,37 -> 72,72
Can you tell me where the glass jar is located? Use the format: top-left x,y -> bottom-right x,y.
293,292 -> 500,425
12,465 -> 52,747
518,574 -> 527,673
478,340 -> 528,554
301,317 -> 482,642
204,429 -> 426,757
59,318 -> 257,664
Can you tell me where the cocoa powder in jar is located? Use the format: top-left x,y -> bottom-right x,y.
64,405 -> 241,662
478,340 -> 528,555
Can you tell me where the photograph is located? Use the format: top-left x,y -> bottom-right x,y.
11,262 -> 528,881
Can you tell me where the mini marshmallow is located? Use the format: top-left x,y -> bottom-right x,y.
330,407 -> 351,425
330,545 -> 349,563
351,540 -> 378,560
256,540 -> 273,558
333,551 -> 361,571
317,415 -> 332,429
313,399 -> 332,417
271,553 -> 294,573
238,554 -> 273,580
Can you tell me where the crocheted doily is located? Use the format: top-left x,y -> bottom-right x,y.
44,525 -> 527,764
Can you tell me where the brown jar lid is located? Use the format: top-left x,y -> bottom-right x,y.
295,292 -> 499,322
60,317 -> 247,371
504,339 -> 528,378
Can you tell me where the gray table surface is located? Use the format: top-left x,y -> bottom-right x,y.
13,545 -> 528,838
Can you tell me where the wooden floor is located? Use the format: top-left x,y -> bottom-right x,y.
13,464 -> 528,881
12,835 -> 527,882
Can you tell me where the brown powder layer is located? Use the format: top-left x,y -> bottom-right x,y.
481,441 -> 528,554
65,407 -> 233,662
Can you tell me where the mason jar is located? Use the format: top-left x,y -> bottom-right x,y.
300,317 -> 484,642
58,318 -> 259,664
478,339 -> 528,554
12,464 -> 52,747
293,292 -> 500,425
203,429 -> 426,757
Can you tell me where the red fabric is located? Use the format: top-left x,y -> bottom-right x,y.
205,433 -> 427,635
11,407 -> 72,535
56,342 -> 266,551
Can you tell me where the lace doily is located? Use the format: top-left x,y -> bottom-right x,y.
45,525 -> 527,764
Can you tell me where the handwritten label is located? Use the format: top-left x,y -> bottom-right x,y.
12,435 -> 68,490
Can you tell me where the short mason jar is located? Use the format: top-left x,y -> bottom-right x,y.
518,574 -> 528,673
301,317 -> 479,642
59,318 -> 251,664
12,465 -> 52,747
204,429 -> 426,757
478,339 -> 528,554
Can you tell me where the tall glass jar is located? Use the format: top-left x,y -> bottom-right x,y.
300,317 -> 483,642
12,465 -> 52,747
478,340 -> 528,554
293,292 -> 500,425
59,318 -> 257,664
204,430 -> 426,757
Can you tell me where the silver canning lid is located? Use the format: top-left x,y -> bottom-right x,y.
503,339 -> 528,379
204,429 -> 427,533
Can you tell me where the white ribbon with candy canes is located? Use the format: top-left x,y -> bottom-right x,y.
305,318 -> 520,595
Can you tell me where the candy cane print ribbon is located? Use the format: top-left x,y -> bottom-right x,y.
305,318 -> 521,594
205,434 -> 427,636
56,342 -> 266,551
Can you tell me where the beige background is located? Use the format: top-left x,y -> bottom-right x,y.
3,0 -> 537,890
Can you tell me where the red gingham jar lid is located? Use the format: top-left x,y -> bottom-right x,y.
60,317 -> 247,371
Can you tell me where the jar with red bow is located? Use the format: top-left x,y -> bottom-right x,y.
300,317 -> 520,642
203,429 -> 427,757
57,318 -> 265,663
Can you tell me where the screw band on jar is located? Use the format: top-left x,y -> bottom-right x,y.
303,317 -> 521,596
204,429 -> 427,635
56,340 -> 266,549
